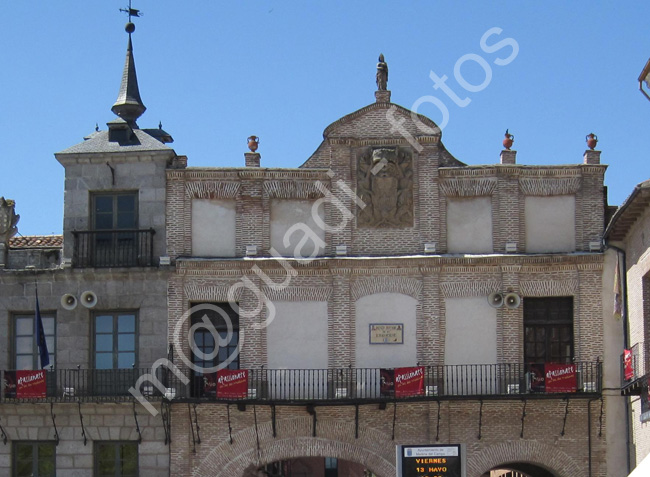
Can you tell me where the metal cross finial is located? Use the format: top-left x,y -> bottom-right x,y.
120,0 -> 143,22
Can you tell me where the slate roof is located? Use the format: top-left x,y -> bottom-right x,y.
9,235 -> 63,248
56,129 -> 173,155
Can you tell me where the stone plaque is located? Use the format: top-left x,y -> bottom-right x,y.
369,323 -> 404,344
357,147 -> 413,227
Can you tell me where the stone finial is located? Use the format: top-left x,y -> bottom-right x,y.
0,197 -> 19,243
502,129 -> 514,150
247,136 -> 259,152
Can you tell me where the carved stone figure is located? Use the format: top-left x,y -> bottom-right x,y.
357,147 -> 413,227
376,53 -> 388,91
0,197 -> 19,243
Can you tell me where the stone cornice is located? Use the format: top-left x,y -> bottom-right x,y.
172,168 -> 330,181
328,137 -> 439,147
174,253 -> 604,275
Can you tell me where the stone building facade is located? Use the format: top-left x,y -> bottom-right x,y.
0,20 -> 629,477
605,179 -> 650,475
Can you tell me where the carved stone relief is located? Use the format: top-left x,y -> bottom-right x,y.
357,147 -> 413,227
0,197 -> 19,243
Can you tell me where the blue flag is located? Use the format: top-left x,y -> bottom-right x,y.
35,288 -> 50,369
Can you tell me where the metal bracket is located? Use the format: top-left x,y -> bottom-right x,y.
50,403 -> 60,445
354,404 -> 359,439
561,398 -> 570,437
271,404 -> 277,438
598,397 -> 604,438
188,403 -> 197,454
133,402 -> 142,444
435,401 -> 441,442
254,405 -> 262,460
477,400 -> 483,440
520,399 -> 527,439
0,416 -> 8,445
193,404 -> 201,445
391,402 -> 397,441
78,401 -> 87,446
161,401 -> 171,445
227,404 -> 233,444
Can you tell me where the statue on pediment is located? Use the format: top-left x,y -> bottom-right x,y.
357,147 -> 413,227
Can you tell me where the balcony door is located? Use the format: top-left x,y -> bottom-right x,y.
92,192 -> 138,267
93,312 -> 138,396
190,303 -> 239,397
524,297 -> 574,364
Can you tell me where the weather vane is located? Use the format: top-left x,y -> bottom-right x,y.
119,0 -> 143,23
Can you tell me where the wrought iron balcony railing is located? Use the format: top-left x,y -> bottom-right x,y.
621,341 -> 650,393
0,362 -> 601,404
72,229 -> 155,268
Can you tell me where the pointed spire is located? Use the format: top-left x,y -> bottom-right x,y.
111,23 -> 146,125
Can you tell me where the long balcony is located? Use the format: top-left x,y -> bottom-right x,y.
621,341 -> 650,395
1,362 -> 601,404
72,229 -> 155,268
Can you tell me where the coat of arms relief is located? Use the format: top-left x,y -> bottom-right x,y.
357,147 -> 413,227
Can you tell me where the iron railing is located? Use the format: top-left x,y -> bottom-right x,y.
621,341 -> 650,389
1,362 -> 601,404
72,229 -> 155,268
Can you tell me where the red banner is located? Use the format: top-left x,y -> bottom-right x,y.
545,363 -> 577,393
16,370 -> 47,398
624,349 -> 634,381
394,366 -> 425,398
216,369 -> 248,399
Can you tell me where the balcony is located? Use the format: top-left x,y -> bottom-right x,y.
621,341 -> 650,395
0,362 -> 601,404
72,229 -> 155,268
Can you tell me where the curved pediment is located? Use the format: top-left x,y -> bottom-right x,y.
323,100 -> 441,141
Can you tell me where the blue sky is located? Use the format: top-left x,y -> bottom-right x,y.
2,1 -> 649,236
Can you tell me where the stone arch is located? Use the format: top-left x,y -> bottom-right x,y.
193,416 -> 396,477
470,440 -> 584,477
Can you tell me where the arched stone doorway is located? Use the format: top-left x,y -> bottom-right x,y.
192,416 -> 397,477
482,463 -> 557,477
471,441 -> 583,477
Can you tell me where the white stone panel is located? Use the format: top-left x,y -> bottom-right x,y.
446,197 -> 493,253
355,293 -> 417,369
444,297 -> 497,394
267,301 -> 328,369
525,195 -> 575,253
267,301 -> 329,399
191,199 -> 236,257
270,200 -> 325,258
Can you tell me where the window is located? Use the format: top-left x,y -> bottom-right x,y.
94,442 -> 138,477
325,457 -> 338,477
190,303 -> 239,371
14,314 -> 55,369
91,192 -> 139,267
13,442 -> 56,477
93,193 -> 138,230
524,297 -> 573,364
94,312 -> 137,369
